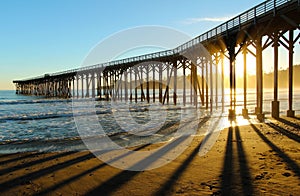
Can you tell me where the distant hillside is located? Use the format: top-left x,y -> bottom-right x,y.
233,64 -> 300,89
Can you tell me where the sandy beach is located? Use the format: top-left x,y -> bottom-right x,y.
0,115 -> 300,195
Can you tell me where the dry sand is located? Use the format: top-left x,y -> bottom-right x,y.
0,115 -> 300,195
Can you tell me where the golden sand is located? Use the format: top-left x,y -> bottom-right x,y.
0,116 -> 300,195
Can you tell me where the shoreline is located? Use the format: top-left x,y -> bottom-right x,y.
0,115 -> 300,195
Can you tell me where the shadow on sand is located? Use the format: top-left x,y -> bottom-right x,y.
249,121 -> 300,180
6,115 -> 300,195
265,120 -> 300,143
1,115 -> 213,195
86,116 -> 211,195
220,124 -> 254,195
0,151 -> 96,193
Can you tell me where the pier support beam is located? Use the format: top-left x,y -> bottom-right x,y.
92,73 -> 95,98
116,73 -> 123,101
98,73 -> 102,99
215,55 -> 218,108
146,65 -> 150,103
287,30 -> 295,117
228,38 -> 236,120
139,67 -> 144,102
192,62 -> 198,107
152,65 -> 155,102
72,78 -> 75,98
221,54 -> 225,112
135,68 -> 138,103
201,58 -> 204,107
242,47 -> 249,117
189,62 -> 192,105
173,61 -> 177,105
104,73 -> 109,101
124,70 -> 128,102
109,73 -> 113,98
256,36 -> 265,121
183,61 -> 186,106
81,75 -> 84,98
129,68 -> 132,102
159,63 -> 163,103
272,33 -> 280,119
166,64 -> 169,104
210,59 -> 213,112
205,59 -> 209,110
86,73 -> 90,98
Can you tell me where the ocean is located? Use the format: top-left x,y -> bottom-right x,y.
0,88 -> 299,153
0,90 -> 204,153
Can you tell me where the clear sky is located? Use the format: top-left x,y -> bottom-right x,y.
0,0 -> 299,90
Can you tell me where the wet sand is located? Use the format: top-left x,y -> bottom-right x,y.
0,115 -> 300,195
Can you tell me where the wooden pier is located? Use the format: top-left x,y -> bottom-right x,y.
13,0 -> 300,121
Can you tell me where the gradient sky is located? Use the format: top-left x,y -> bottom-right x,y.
0,0 -> 299,90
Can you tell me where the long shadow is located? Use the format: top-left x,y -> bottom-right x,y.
34,143 -> 152,195
291,116 -> 300,121
85,115 -> 211,195
0,152 -> 97,192
277,118 -> 300,130
32,115 -> 210,195
220,127 -> 233,195
0,151 -> 76,175
249,121 -> 300,179
86,135 -> 191,195
220,126 -> 255,195
34,163 -> 106,196
266,122 -> 300,143
153,140 -> 202,195
151,115 -> 213,195
0,151 -> 45,166
235,126 -> 254,195
0,153 -> 19,159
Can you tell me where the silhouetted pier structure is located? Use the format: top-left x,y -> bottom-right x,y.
13,0 -> 300,121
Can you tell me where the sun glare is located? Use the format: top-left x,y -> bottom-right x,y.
222,50 -> 261,78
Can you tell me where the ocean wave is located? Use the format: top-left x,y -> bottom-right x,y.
0,115 -> 185,153
0,137 -> 87,153
0,99 -> 71,106
0,106 -> 180,122
0,128 -> 172,153
0,112 -> 75,121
